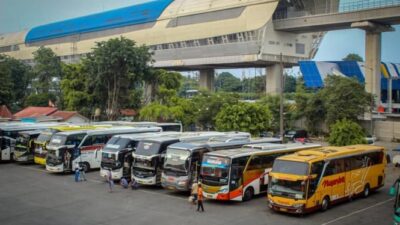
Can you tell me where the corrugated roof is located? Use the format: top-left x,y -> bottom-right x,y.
50,111 -> 79,121
25,0 -> 174,43
14,107 -> 58,118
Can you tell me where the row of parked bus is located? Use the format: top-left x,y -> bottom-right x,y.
0,121 -> 389,215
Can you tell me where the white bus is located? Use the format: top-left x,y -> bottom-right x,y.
45,127 -> 161,173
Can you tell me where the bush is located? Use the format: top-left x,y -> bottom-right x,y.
328,119 -> 367,146
215,102 -> 272,136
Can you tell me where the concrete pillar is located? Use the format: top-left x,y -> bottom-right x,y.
365,31 -> 382,106
199,69 -> 215,92
266,64 -> 282,95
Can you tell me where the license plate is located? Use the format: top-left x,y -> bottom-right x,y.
137,180 -> 144,184
279,208 -> 287,212
206,194 -> 213,198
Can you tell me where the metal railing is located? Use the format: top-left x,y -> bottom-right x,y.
340,0 -> 400,12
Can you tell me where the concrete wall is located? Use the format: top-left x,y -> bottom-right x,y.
361,117 -> 400,142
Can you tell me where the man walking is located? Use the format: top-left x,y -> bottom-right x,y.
197,183 -> 205,212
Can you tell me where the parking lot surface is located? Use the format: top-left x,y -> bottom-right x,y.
0,156 -> 397,225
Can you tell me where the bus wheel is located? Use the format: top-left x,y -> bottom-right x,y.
363,184 -> 370,198
82,162 -> 90,172
243,187 -> 254,201
321,196 -> 330,212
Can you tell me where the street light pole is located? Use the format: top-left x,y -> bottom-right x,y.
279,53 -> 284,141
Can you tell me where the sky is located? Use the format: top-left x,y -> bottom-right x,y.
0,0 -> 399,76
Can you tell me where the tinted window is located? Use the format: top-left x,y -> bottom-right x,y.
324,159 -> 345,176
272,160 -> 309,176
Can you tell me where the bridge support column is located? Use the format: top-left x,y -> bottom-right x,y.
199,69 -> 215,92
266,64 -> 282,95
365,31 -> 382,106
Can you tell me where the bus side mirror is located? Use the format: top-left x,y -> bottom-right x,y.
387,154 -> 392,164
390,187 -> 396,196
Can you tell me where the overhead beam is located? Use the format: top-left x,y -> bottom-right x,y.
273,5 -> 400,32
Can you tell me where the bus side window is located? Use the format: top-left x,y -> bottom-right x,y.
308,161 -> 324,196
324,159 -> 345,176
248,156 -> 261,170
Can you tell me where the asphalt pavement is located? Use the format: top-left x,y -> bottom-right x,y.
0,142 -> 399,225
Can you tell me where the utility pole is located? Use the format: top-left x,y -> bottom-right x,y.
279,53 -> 285,141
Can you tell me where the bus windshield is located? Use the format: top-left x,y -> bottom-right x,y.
135,142 -> 161,156
15,135 -> 29,151
36,132 -> 54,143
164,148 -> 190,172
201,155 -> 230,185
103,137 -> 132,152
272,160 -> 309,176
269,178 -> 306,200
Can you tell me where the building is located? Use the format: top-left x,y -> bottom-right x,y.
13,107 -> 88,123
299,61 -> 400,113
0,105 -> 13,121
0,0 -> 321,93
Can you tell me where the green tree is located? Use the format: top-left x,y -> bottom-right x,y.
242,75 -> 266,94
145,69 -> 183,103
258,95 -> 295,132
304,92 -> 326,135
60,64 -> 92,115
193,91 -> 240,130
215,102 -> 272,136
84,37 -> 153,120
322,76 -> 371,127
342,53 -> 363,62
284,74 -> 297,93
25,93 -> 57,107
328,119 -> 367,146
32,47 -> 62,94
215,72 -> 241,92
0,56 -> 13,106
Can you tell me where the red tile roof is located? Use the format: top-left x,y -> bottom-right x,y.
50,111 -> 79,121
0,105 -> 12,118
14,107 -> 58,118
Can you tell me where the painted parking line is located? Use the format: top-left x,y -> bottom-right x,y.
321,198 -> 394,225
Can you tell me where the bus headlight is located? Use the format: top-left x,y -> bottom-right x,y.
220,187 -> 229,193
292,203 -> 304,208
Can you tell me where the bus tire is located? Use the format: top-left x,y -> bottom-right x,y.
243,187 -> 254,202
82,162 -> 90,172
321,196 -> 330,212
363,184 -> 370,198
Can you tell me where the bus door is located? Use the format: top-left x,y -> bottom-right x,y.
230,156 -> 249,201
307,161 -> 324,207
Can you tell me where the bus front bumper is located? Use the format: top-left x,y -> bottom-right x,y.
34,157 -> 46,166
100,168 -> 123,180
268,200 -> 306,214
46,164 -> 64,173
161,174 -> 189,191
132,176 -> 157,185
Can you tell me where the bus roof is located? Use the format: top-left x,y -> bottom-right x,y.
18,130 -> 43,136
204,143 -> 322,158
168,137 -> 283,152
82,126 -> 162,136
113,132 -> 179,140
0,123 -> 67,131
276,145 -> 385,163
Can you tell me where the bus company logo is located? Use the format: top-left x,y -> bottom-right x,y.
322,177 -> 345,188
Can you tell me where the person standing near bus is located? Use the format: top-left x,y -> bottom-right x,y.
197,183 -> 204,212
107,169 -> 114,193
191,182 -> 198,205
